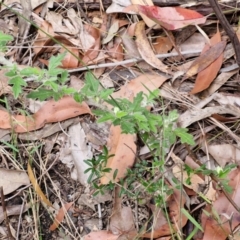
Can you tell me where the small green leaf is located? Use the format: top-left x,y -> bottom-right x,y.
120,121 -> 136,134
5,69 -> 17,77
8,76 -> 27,98
97,113 -> 115,123
59,70 -> 69,83
27,89 -> 60,101
85,72 -> 99,93
49,52 -> 66,70
116,111 -> 128,118
174,128 -> 195,145
100,89 -> 114,100
181,208 -> 203,232
20,67 -> 41,76
0,32 -> 13,42
133,112 -> 147,122
44,81 -> 59,92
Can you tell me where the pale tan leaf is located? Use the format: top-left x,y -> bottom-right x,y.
0,204 -> 30,224
135,21 -> 171,75
0,168 -> 30,195
208,144 -> 240,167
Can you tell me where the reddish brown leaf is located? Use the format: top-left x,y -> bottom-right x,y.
153,36 -> 173,54
190,29 -> 223,94
201,168 -> 240,240
0,96 -> 91,133
185,41 -> 226,79
50,202 -> 73,231
100,125 -> 136,184
111,74 -> 169,101
125,5 -> 206,30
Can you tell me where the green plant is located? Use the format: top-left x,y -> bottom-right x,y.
0,30 -> 196,208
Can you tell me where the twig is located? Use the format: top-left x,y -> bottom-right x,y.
67,50 -> 202,73
208,0 -> 240,67
0,187 -> 14,240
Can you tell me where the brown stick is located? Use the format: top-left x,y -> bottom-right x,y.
208,0 -> 240,67
0,187 -> 14,240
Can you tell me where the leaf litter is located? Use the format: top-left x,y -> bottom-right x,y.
1,0 -> 240,239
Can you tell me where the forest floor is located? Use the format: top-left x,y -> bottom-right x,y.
0,0 -> 240,240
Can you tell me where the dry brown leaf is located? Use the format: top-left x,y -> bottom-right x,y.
100,125 -> 136,184
59,46 -> 79,68
0,96 -> 91,133
202,70 -> 238,97
33,20 -> 54,55
153,36 -> 173,54
177,105 -> 240,128
143,189 -> 187,238
201,168 -> 240,240
112,74 -> 169,101
28,162 -> 52,207
0,168 -> 30,195
120,28 -> 140,59
49,202 -> 73,231
107,36 -> 124,61
185,41 -> 226,79
135,21 -> 171,75
214,92 -> 240,107
80,24 -> 101,66
0,204 -> 30,224
190,29 -> 223,94
208,144 -> 240,167
83,230 -> 119,240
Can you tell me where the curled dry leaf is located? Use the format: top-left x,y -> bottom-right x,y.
135,21 -> 171,75
190,29 -> 224,94
0,168 -> 30,195
100,125 -> 136,184
143,189 -> 187,238
50,202 -> 74,231
201,168 -> 240,240
80,24 -> 101,66
0,96 -> 91,133
184,41 -> 226,79
125,5 -> 206,30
